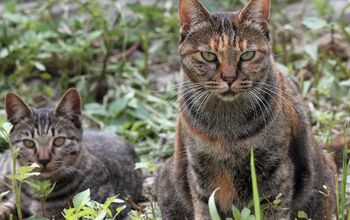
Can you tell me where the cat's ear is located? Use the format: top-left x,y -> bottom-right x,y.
54,88 -> 81,116
5,92 -> 33,124
179,0 -> 212,37
237,0 -> 270,34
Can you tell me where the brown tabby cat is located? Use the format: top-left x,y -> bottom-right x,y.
0,89 -> 142,219
156,0 -> 337,219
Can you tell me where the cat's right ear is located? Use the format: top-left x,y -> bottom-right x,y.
54,88 -> 82,117
179,0 -> 212,37
5,92 -> 33,124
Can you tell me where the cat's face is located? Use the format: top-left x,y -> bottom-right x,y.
179,0 -> 273,101
5,89 -> 82,179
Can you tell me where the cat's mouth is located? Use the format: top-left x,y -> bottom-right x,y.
216,90 -> 239,101
221,90 -> 236,96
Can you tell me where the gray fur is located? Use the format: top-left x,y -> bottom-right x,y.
0,90 -> 142,219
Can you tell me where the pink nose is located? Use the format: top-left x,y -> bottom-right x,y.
222,75 -> 238,87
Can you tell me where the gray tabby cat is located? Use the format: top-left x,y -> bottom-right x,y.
156,0 -> 336,219
0,89 -> 142,219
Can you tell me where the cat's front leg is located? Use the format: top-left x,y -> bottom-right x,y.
0,198 -> 15,220
193,198 -> 211,220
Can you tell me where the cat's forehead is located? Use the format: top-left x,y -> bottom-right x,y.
211,12 -> 238,24
33,108 -> 54,117
183,12 -> 265,53
32,108 -> 57,123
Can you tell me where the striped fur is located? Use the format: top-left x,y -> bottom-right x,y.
0,89 -> 142,219
156,0 -> 336,219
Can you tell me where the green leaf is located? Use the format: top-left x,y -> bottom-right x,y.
3,12 -> 29,23
108,98 -> 129,117
339,80 -> 350,87
17,163 -> 40,174
7,163 -> 40,181
40,73 -> 52,81
0,191 -> 9,200
33,61 -> 46,71
73,189 -> 91,209
0,122 -> 12,139
305,43 -> 318,61
0,49 -> 9,59
297,211 -> 308,219
84,103 -> 108,116
302,17 -> 327,30
26,180 -> 56,199
95,210 -> 107,220
134,161 -> 157,172
115,204 -> 126,217
247,216 -> 256,220
209,188 -> 221,220
232,206 -> 241,220
241,208 -> 251,220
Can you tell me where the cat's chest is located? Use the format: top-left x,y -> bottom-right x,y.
184,128 -> 293,212
182,123 -> 288,161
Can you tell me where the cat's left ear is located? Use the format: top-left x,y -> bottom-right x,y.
237,0 -> 270,34
54,88 -> 81,116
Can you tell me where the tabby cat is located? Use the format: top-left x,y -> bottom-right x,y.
156,0 -> 337,219
0,89 -> 142,219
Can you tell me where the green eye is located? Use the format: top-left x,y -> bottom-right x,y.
240,51 -> 256,61
201,52 -> 217,62
53,137 -> 65,147
23,139 -> 35,148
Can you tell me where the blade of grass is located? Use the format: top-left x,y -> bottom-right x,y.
209,188 -> 221,220
250,146 -> 261,220
340,125 -> 349,220
335,173 -> 339,220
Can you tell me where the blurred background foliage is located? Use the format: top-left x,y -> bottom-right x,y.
0,0 -> 349,163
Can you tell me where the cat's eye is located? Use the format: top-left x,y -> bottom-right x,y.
53,137 -> 65,147
23,139 -> 35,148
240,51 -> 256,61
201,52 -> 217,62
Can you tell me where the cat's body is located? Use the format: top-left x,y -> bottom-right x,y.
156,0 -> 336,219
0,90 -> 142,220
0,132 -> 140,218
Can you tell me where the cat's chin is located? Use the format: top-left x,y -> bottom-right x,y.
215,91 -> 239,102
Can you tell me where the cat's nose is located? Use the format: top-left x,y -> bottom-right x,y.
221,66 -> 238,86
38,158 -> 50,166
222,75 -> 238,87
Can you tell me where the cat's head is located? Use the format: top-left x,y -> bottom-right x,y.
5,89 -> 82,178
179,0 -> 273,101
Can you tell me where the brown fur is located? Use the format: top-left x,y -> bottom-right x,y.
156,0 -> 337,219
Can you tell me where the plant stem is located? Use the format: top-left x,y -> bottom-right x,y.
11,149 -> 22,220
251,146 -> 261,220
340,125 -> 349,220
335,173 -> 339,220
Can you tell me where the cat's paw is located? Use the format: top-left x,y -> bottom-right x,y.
0,201 -> 15,220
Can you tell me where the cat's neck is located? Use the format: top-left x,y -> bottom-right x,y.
178,71 -> 279,141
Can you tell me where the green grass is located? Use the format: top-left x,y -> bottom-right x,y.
250,147 -> 261,220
